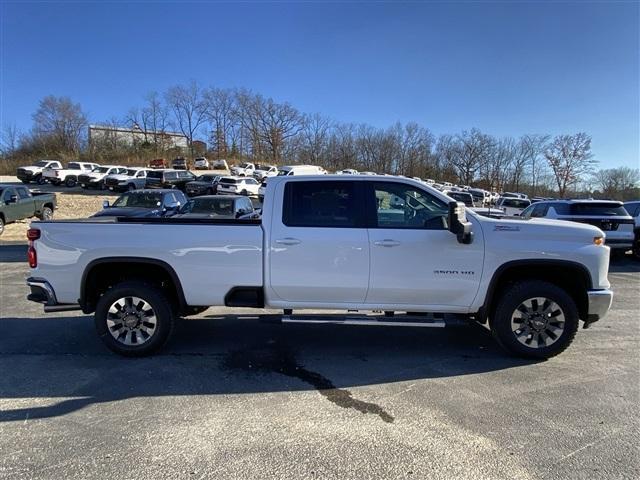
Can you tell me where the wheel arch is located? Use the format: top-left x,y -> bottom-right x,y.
80,257 -> 187,314
480,260 -> 592,323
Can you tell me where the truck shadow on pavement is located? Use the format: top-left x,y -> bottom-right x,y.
0,315 -> 533,423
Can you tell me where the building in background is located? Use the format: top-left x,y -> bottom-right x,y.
88,124 -> 189,151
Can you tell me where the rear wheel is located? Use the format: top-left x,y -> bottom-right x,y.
65,176 -> 77,188
38,206 -> 53,221
490,280 -> 578,359
35,174 -> 45,185
94,281 -> 175,357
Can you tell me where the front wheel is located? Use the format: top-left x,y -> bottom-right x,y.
127,183 -> 136,191
94,281 -> 175,357
35,174 -> 46,185
490,280 -> 579,359
65,176 -> 77,188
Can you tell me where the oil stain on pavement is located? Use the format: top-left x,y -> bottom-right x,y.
222,340 -> 395,423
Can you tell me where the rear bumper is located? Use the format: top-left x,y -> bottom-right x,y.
27,277 -> 81,313
587,289 -> 613,323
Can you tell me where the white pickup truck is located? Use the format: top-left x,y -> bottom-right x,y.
26,176 -> 613,359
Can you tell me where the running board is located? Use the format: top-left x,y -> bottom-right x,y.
44,304 -> 82,313
280,313 -> 469,328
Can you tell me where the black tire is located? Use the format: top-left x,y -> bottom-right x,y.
241,189 -> 248,196
37,206 -> 54,221
206,188 -> 213,195
0,216 -> 4,236
65,176 -> 77,188
51,180 -> 61,186
94,281 -> 175,357
490,280 -> 579,359
127,183 -> 136,191
35,174 -> 45,185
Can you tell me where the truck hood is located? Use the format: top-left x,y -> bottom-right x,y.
475,214 -> 604,242
19,166 -> 42,173
105,174 -> 134,182
92,207 -> 163,218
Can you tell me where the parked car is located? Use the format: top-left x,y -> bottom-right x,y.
185,174 -> 222,197
176,195 -> 255,219
276,165 -> 326,176
624,201 -> 640,259
149,158 -> 168,169
359,171 -> 377,176
443,190 -> 474,207
211,159 -> 229,170
79,166 -> 128,189
217,176 -> 260,196
230,162 -> 255,177
0,186 -> 56,235
93,190 -> 186,218
468,188 -> 490,207
145,169 -> 196,191
258,178 -> 269,202
171,157 -> 189,170
27,175 -> 613,359
193,157 -> 210,170
520,199 -> 635,252
496,197 -> 531,216
503,192 -> 528,199
42,162 -> 100,187
253,164 -> 278,180
337,169 -> 358,175
104,168 -> 151,192
16,160 -> 62,185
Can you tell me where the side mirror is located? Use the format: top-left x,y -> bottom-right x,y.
102,200 -> 110,209
448,201 -> 473,244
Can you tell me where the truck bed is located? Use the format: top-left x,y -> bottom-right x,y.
31,218 -> 263,306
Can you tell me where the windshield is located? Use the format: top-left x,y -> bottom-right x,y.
92,167 -> 110,173
502,199 -> 531,208
196,175 -> 216,182
126,169 -> 138,176
277,170 -> 290,176
449,192 -> 474,206
570,203 -> 629,216
34,161 -> 50,167
112,192 -> 163,208
220,178 -> 237,184
185,198 -> 236,216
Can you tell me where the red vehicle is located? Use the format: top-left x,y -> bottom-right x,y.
149,158 -> 168,169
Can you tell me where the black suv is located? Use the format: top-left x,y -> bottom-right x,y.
185,174 -> 222,197
145,169 -> 196,191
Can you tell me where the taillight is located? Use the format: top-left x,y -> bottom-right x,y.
27,229 -> 40,268
28,245 -> 37,268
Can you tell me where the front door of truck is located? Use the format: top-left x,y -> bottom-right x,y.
365,181 -> 484,308
268,180 -> 370,304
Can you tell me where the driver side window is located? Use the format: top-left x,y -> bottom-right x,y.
373,182 -> 448,229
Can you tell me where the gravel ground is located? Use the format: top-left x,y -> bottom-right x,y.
0,244 -> 638,480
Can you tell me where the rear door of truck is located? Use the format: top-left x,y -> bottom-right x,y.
265,179 -> 370,304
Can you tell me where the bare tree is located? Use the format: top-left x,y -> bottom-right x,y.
203,87 -> 238,159
300,113 -> 332,164
165,82 -> 207,158
544,133 -> 597,198
592,166 -> 640,200
257,99 -> 303,163
32,95 -> 87,154
0,123 -> 21,157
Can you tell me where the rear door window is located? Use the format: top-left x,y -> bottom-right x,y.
283,181 -> 360,227
16,187 -> 31,199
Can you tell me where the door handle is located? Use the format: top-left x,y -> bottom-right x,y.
275,237 -> 301,246
374,239 -> 401,247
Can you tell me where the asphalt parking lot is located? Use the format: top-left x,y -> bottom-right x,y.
0,245 -> 638,479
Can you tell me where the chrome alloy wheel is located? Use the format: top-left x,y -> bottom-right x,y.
107,296 -> 157,346
511,297 -> 565,348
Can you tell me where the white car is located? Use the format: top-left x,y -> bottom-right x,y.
42,162 -> 100,187
103,168 -> 151,192
359,171 -> 377,176
258,178 -> 269,202
521,199 -> 635,252
78,166 -> 128,190
28,175 -> 613,360
337,169 -> 358,175
217,176 -> 260,196
16,160 -> 62,185
230,162 -> 255,177
495,197 -> 531,216
253,164 -> 278,180
193,157 -> 210,170
276,165 -> 326,176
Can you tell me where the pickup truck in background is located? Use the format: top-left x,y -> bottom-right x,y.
26,176 -> 613,359
43,162 -> 100,187
0,186 -> 56,236
16,160 -> 62,185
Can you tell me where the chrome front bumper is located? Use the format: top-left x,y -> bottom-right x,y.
587,289 -> 613,323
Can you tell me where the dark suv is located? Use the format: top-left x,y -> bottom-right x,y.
185,174 -> 221,197
145,169 -> 196,191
